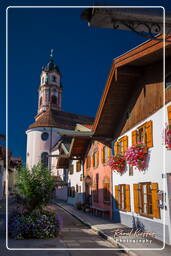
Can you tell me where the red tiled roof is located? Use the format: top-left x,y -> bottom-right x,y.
28,108 -> 94,130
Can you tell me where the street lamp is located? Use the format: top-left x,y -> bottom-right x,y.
81,6 -> 171,42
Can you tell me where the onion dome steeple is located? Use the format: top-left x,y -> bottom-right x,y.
43,49 -> 61,74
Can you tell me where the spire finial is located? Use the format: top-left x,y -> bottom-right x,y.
50,49 -> 54,59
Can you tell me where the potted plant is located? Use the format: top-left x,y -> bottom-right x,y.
125,142 -> 147,170
108,154 -> 126,174
9,163 -> 61,240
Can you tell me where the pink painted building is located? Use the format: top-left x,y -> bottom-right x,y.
84,141 -> 113,219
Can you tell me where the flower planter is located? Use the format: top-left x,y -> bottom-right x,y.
108,154 -> 126,174
165,125 -> 171,150
125,142 -> 148,170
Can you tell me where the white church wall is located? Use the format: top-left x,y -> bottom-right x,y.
26,127 -> 60,170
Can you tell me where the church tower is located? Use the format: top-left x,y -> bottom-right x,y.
26,50 -> 63,170
38,50 -> 62,115
26,50 -> 94,173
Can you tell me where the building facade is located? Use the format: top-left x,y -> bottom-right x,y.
91,36 -> 171,244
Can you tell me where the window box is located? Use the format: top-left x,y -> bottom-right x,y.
108,154 -> 126,174
125,142 -> 148,170
165,125 -> 171,150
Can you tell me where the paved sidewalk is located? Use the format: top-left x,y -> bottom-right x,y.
55,201 -> 171,256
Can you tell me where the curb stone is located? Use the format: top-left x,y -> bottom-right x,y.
55,202 -> 139,256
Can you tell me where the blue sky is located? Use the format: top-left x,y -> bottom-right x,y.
1,0 -> 171,162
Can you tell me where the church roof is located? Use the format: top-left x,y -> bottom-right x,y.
28,108 -> 94,130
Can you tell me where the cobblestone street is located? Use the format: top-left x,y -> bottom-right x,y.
0,199 -> 128,256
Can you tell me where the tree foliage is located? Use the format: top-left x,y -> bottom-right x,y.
16,163 -> 55,212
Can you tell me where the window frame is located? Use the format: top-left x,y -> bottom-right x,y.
165,72 -> 171,89
41,152 -> 48,168
139,182 -> 153,218
41,132 -> 49,141
103,177 -> 110,204
86,155 -> 91,169
92,151 -> 98,168
136,124 -> 146,144
69,164 -> 74,175
76,160 -> 81,172
51,95 -> 57,105
118,184 -> 126,211
93,174 -> 99,203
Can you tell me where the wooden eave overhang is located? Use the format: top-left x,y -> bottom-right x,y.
93,35 -> 171,140
69,137 -> 91,159
57,157 -> 69,169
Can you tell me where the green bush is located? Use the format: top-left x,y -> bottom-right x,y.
16,163 -> 55,212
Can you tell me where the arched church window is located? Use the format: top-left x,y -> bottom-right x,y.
41,132 -> 49,141
51,95 -> 57,104
39,97 -> 42,106
41,152 -> 48,168
53,76 -> 56,82
42,77 -> 44,84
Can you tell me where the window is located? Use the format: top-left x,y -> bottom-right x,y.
41,132 -> 49,141
51,95 -> 57,104
69,164 -> 74,175
42,77 -> 44,84
140,183 -> 153,216
39,97 -> 42,106
53,76 -> 56,82
41,152 -> 48,168
68,186 -> 75,197
133,183 -> 160,218
78,186 -> 81,193
92,151 -> 99,168
103,177 -> 110,204
137,125 -> 146,144
104,146 -> 108,163
68,187 -> 71,197
86,155 -> 91,169
93,174 -> 99,203
166,73 -> 171,89
129,165 -> 133,176
115,184 -> 130,211
76,160 -> 81,172
114,136 -> 128,156
132,121 -> 153,148
168,105 -> 171,125
102,146 -> 111,164
76,184 -> 78,193
71,186 -> 75,197
45,89 -> 49,103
